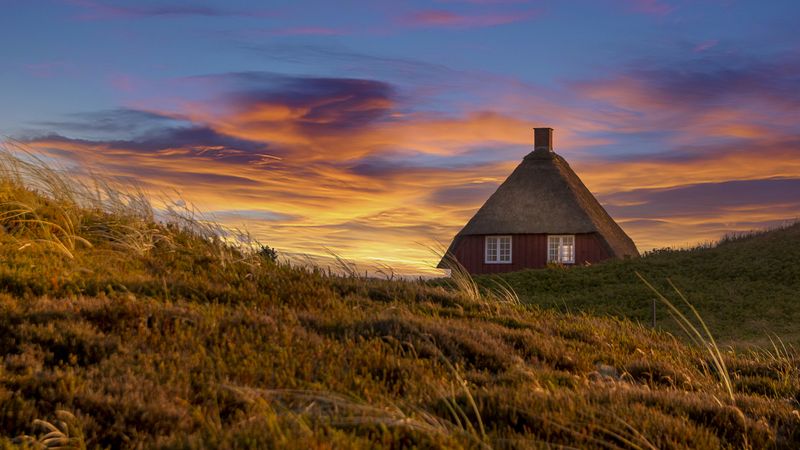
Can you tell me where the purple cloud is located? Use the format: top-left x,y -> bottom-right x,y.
401,8 -> 539,28
621,0 -> 674,16
602,178 -> 800,219
261,27 -> 350,36
65,0 -> 274,20
693,39 -> 719,53
32,124 -> 274,165
224,76 -> 397,134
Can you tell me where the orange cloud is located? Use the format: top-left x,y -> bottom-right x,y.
23,57 -> 800,274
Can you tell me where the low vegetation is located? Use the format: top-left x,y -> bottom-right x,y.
1,143 -> 799,448
482,222 -> 800,348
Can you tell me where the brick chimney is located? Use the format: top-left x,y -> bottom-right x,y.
534,127 -> 553,152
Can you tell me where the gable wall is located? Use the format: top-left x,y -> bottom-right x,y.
452,233 -> 610,274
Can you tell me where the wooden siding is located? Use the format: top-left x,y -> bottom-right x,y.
453,233 -> 610,274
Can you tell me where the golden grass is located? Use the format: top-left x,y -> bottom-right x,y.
13,410 -> 85,450
432,245 -> 522,308
0,140 -> 263,269
636,272 -> 735,402
0,139 -> 799,448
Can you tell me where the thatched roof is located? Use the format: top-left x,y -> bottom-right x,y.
439,147 -> 639,267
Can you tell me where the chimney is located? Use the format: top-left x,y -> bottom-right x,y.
534,127 -> 553,152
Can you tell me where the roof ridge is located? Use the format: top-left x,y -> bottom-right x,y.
551,154 -> 638,258
438,149 -> 639,268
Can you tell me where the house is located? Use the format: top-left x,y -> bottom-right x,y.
438,128 -> 638,274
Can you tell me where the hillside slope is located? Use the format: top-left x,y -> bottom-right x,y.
488,223 -> 800,347
0,149 -> 799,448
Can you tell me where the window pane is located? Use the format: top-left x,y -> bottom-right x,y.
486,237 -> 498,262
547,236 -> 575,263
561,236 -> 575,263
500,238 -> 510,261
548,236 -> 559,263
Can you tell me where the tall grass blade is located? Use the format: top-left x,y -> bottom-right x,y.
636,272 -> 735,401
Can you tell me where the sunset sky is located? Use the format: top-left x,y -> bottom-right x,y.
2,0 -> 799,274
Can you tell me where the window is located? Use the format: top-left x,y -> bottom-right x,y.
548,235 -> 575,264
485,236 -> 512,264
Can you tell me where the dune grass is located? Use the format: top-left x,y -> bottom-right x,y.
0,142 -> 799,448
636,273 -> 734,402
482,223 -> 800,349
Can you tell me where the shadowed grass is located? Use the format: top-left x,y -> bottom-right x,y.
636,273 -> 734,402
482,222 -> 800,348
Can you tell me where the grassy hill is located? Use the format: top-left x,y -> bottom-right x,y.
483,224 -> 800,348
0,147 -> 799,448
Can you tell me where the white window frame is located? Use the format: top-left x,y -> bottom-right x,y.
485,235 -> 512,264
548,235 -> 575,264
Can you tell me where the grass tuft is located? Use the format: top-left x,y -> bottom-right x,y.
636,272 -> 734,402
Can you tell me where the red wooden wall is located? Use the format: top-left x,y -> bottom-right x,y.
452,233 -> 610,274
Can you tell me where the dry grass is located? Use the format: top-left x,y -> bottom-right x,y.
636,272 -> 734,402
0,140 -> 799,448
12,410 -> 85,449
434,246 -> 522,308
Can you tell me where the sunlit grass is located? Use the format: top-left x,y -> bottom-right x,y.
0,139 -> 798,448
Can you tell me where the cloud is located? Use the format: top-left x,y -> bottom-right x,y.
259,27 -> 350,37
564,50 -> 800,195
620,0 -> 674,16
401,8 -> 539,28
574,139 -> 800,197
36,108 -> 180,137
602,178 -> 800,220
21,72 -> 526,272
209,209 -> 303,222
20,45 -> 800,272
436,0 -> 530,4
64,0 -> 273,20
173,71 -> 541,161
241,44 -> 460,88
29,121 -> 278,183
228,77 -> 396,132
693,39 -> 719,53
572,51 -> 800,117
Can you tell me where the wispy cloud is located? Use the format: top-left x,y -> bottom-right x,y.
36,108 -> 181,138
602,178 -> 800,248
22,73 -> 528,272
436,0 -> 531,4
401,8 -> 539,28
64,0 -> 274,20
240,44 -> 460,91
260,27 -> 350,36
21,45 -> 800,272
620,0 -> 674,16
693,39 -> 719,53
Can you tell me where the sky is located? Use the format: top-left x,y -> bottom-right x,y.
2,0 -> 800,274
